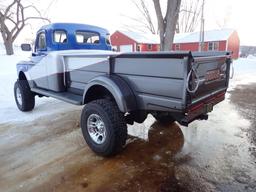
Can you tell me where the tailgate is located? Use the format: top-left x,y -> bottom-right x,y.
187,52 -> 231,107
180,52 -> 232,125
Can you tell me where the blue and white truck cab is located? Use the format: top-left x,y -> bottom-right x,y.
17,22 -> 111,82
14,23 -> 232,157
17,23 -> 113,94
28,22 -> 111,53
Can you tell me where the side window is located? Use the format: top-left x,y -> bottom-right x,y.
54,30 -> 67,43
106,34 -> 111,45
75,31 -> 100,44
37,32 -> 46,50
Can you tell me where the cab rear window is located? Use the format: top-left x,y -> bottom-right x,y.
75,31 -> 100,44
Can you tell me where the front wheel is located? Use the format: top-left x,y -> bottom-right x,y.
80,99 -> 127,157
14,80 -> 35,111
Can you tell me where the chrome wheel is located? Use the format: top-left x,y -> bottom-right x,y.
16,87 -> 22,105
87,114 -> 106,144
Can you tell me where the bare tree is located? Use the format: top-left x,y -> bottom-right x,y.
153,0 -> 181,51
122,0 -> 157,34
0,0 -> 50,55
176,0 -> 202,33
127,0 -> 201,36
215,5 -> 232,29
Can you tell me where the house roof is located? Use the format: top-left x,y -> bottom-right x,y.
174,29 -> 235,43
117,29 -> 235,44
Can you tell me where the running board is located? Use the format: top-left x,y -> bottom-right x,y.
31,88 -> 83,105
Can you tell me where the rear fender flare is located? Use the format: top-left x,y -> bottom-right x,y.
83,75 -> 137,113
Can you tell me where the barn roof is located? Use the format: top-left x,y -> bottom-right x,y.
118,30 -> 159,44
117,29 -> 235,44
174,29 -> 235,43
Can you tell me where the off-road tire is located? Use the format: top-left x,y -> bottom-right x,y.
80,99 -> 127,157
153,114 -> 175,125
14,80 -> 35,111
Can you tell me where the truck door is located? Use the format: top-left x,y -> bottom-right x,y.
45,30 -> 67,92
29,31 -> 49,89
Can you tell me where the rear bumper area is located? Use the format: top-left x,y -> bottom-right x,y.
180,91 -> 226,126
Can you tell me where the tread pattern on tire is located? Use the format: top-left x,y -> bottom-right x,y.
81,99 -> 127,157
14,80 -> 35,111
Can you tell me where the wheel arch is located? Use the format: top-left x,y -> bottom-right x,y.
16,61 -> 33,81
18,71 -> 27,80
17,70 -> 34,88
83,75 -> 137,113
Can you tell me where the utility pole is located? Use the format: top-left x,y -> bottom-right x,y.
199,0 -> 205,51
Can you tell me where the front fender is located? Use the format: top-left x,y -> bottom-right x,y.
83,75 -> 137,113
16,60 -> 34,81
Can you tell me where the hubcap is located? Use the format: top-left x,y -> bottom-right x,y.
16,87 -> 22,105
87,114 -> 106,144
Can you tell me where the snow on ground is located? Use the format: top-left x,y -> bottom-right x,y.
247,54 -> 256,60
0,51 -> 256,124
0,51 -> 81,124
229,57 -> 256,90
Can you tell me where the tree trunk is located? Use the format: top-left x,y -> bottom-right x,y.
153,0 -> 181,51
163,0 -> 181,51
163,18 -> 177,51
4,40 -> 14,55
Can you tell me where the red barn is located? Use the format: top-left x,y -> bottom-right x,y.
173,29 -> 240,59
111,29 -> 240,59
110,30 -> 159,52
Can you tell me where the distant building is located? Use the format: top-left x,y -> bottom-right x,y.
240,46 -> 256,58
173,29 -> 240,59
110,30 -> 159,52
110,29 -> 240,59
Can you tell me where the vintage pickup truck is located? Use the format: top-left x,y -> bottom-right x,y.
15,23 -> 232,156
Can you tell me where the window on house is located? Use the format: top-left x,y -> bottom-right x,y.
147,44 -> 152,50
157,45 -> 160,51
175,44 -> 180,50
75,31 -> 100,44
54,30 -> 67,43
208,42 -> 213,51
37,32 -> 46,50
136,44 -> 141,52
214,42 -> 219,50
208,42 -> 219,51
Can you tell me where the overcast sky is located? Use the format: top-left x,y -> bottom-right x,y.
13,0 -> 256,46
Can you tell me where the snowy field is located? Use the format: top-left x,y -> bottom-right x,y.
0,51 -> 80,124
0,51 -> 256,124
